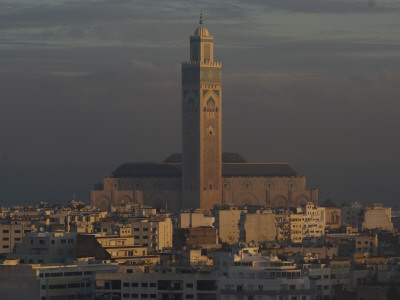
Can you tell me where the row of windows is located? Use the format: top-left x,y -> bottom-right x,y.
39,271 -> 92,278
223,297 -> 305,300
123,294 -> 156,299
30,238 -> 74,245
2,237 -> 21,241
2,229 -> 23,233
41,294 -> 91,300
123,282 -> 157,288
265,271 -> 301,279
122,294 -> 194,299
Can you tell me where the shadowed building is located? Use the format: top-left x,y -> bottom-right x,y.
91,16 -> 318,212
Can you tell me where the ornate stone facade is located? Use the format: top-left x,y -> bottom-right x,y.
182,15 -> 222,209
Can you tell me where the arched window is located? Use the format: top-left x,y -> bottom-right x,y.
206,97 -> 215,118
187,98 -> 195,113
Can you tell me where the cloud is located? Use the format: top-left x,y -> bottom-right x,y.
131,59 -> 158,72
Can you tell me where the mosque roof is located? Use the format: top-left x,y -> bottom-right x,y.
112,153 -> 297,178
164,152 -> 246,163
320,198 -> 338,208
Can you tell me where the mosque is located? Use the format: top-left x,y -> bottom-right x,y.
90,15 -> 318,212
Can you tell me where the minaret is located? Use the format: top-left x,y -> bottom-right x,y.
182,14 -> 222,210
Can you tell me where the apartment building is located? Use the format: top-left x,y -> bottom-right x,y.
0,223 -> 33,254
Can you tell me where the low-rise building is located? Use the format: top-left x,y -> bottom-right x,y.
7,231 -> 77,264
290,203 -> 326,244
362,204 -> 393,231
0,223 -> 33,254
218,250 -> 315,300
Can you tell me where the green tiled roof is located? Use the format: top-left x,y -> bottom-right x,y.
112,153 -> 297,178
164,152 -> 246,163
222,163 -> 297,177
112,163 -> 181,178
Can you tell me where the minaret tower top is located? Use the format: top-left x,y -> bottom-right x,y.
190,13 -> 214,63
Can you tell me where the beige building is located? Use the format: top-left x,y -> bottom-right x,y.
354,234 -> 378,256
290,203 -> 326,244
240,210 -> 277,243
0,224 -> 33,254
362,203 -> 393,231
215,208 -> 243,244
180,211 -> 215,228
130,217 -> 173,252
91,17 -> 318,212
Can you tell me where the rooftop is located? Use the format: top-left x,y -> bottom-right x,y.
112,153 -> 298,178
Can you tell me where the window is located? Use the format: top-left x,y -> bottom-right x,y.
143,228 -> 148,231
14,230 -> 21,233
150,283 -> 156,287
61,239 -> 66,244
134,228 -> 139,231
14,237 -> 21,241
2,230 -> 9,233
132,282 -> 138,287
186,283 -> 193,288
2,245 -> 9,249
290,285 -> 296,291
123,282 -> 130,287
41,285 -> 46,290
143,236 -> 148,239
150,295 -> 156,299
123,294 -> 129,299
186,295 -> 193,299
132,294 -> 138,298
141,283 -> 148,287
141,294 -> 148,299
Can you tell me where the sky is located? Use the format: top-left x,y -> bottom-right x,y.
1,0 -> 400,208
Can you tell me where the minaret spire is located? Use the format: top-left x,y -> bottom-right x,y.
200,10 -> 204,25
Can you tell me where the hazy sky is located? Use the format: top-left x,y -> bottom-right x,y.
1,0 -> 400,208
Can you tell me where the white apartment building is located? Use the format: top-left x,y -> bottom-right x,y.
7,231 -> 77,264
290,203 -> 326,244
218,250 -> 314,300
36,262 -> 118,300
180,211 -> 215,228
96,264 -> 218,300
130,216 -> 173,252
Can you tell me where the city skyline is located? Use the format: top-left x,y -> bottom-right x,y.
1,0 -> 400,207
